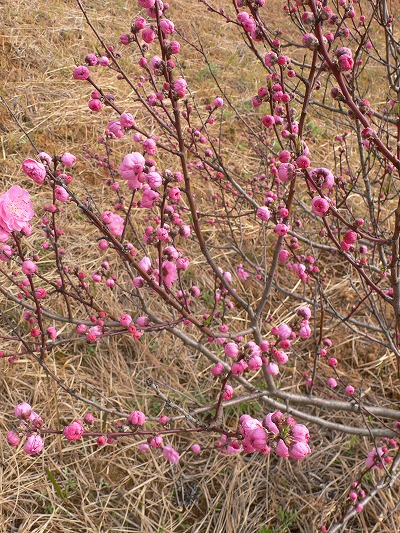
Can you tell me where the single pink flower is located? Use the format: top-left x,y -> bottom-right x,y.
22,158 -> 47,184
63,420 -> 85,441
15,402 -> 32,420
73,65 -> 90,80
138,0 -> 155,7
23,434 -> 44,455
127,410 -> 146,426
142,28 -> 156,44
311,196 -> 330,217
163,444 -> 180,463
147,172 -> 162,189
120,112 -> 135,128
60,153 -> 76,167
0,186 -> 34,236
309,167 -> 335,190
119,152 -> 146,180
7,430 -> 21,447
257,206 -> 270,221
160,18 -> 175,34
107,120 -> 125,139
278,163 -> 296,182
54,186 -> 69,202
162,260 -> 178,288
141,188 -> 159,208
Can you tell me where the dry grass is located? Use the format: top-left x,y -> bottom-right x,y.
1,0 -> 400,532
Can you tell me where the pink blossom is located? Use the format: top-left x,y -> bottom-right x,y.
149,435 -> 163,448
236,264 -> 249,281
98,56 -> 110,67
296,155 -> 310,168
38,152 -> 52,165
274,350 -> 288,365
127,410 -> 146,426
248,355 -> 263,370
107,120 -> 125,139
73,65 -> 90,80
119,152 -> 146,181
60,153 -> 76,167
277,323 -> 292,339
278,249 -> 289,262
143,138 -> 157,155
23,434 -> 44,455
302,33 -> 319,50
211,362 -> 224,376
173,78 -> 188,97
176,257 -> 189,270
160,18 -> 174,34
266,362 -> 279,375
7,430 -> 21,447
262,115 -> 275,128
63,420 -> 85,441
224,342 -> 239,358
85,53 -> 98,66
22,158 -> 47,184
166,41 -> 179,54
299,324 -> 312,338
251,427 -> 268,451
108,214 -> 124,237
162,260 -> 178,288
22,260 -> 37,275
191,444 -> 201,454
54,186 -> 69,202
138,0 -> 155,7
120,314 -> 132,327
0,185 -> 35,236
169,187 -> 181,202
309,167 -> 335,190
264,52 -> 278,67
337,54 -> 354,71
365,448 -> 384,469
150,55 -> 163,71
15,402 -> 32,420
141,188 -> 159,208
274,223 -> 289,236
256,206 -> 270,221
142,28 -> 156,44
222,384 -> 233,400
263,413 -> 280,435
327,377 -> 337,389
311,196 -> 330,217
278,163 -> 296,182
120,112 -> 135,128
163,444 -> 180,463
28,411 -> 44,429
138,256 -> 152,273
297,306 -> 311,320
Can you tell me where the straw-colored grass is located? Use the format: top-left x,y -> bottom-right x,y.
1,0 -> 400,532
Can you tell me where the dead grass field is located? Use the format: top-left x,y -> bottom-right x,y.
1,0 -> 400,532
